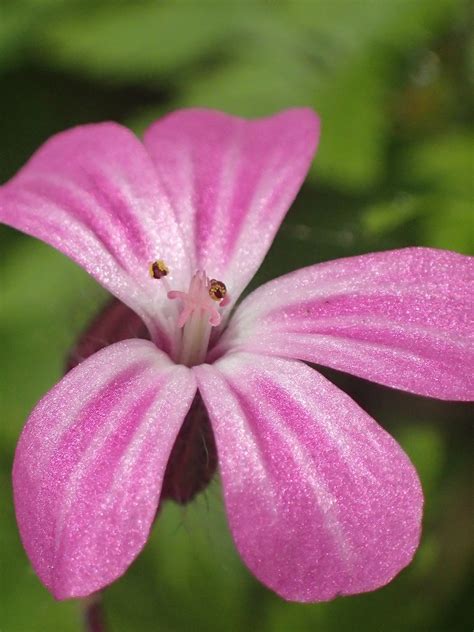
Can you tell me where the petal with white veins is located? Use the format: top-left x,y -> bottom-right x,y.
13,340 -> 196,599
194,353 -> 423,603
217,248 -> 474,400
0,123 -> 191,346
144,108 -> 319,302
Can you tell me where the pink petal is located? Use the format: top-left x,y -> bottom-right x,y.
194,353 -> 423,603
216,248 -> 474,400
0,123 -> 191,344
13,340 -> 196,599
144,108 -> 319,301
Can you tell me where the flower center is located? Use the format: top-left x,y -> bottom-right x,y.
150,260 -> 230,366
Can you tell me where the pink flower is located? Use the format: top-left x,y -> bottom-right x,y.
1,109 -> 472,603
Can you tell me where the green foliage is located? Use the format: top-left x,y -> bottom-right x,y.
9,0 -> 464,189
0,0 -> 472,630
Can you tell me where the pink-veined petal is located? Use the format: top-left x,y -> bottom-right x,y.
144,108 -> 319,301
0,123 -> 191,345
13,340 -> 196,599
216,248 -> 474,400
194,353 -> 423,603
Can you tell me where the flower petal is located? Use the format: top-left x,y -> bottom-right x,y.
194,353 -> 422,603
13,340 -> 196,599
144,108 -> 319,300
217,248 -> 474,400
0,123 -> 191,344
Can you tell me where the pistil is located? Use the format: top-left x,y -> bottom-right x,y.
150,262 -> 229,366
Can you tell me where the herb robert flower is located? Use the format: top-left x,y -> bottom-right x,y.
1,109 -> 472,602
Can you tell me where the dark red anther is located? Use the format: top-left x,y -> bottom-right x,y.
150,259 -> 169,279
208,279 -> 227,302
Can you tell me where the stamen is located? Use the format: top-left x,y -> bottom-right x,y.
208,279 -> 227,301
167,271 -> 229,330
149,259 -> 169,279
148,264 -> 230,366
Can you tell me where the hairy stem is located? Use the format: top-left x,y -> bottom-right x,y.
83,594 -> 107,632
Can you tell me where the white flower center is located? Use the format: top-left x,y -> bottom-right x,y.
150,261 -> 229,366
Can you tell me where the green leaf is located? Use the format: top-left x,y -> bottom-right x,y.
0,464 -> 82,632
125,0 -> 460,190
362,194 -> 421,237
406,131 -> 474,199
36,1 -> 241,80
405,132 -> 474,253
0,232 -> 105,447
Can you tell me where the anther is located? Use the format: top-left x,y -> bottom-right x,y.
149,259 -> 169,280
208,279 -> 227,302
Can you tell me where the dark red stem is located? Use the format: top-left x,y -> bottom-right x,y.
83,595 -> 108,632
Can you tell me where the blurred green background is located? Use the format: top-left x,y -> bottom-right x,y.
1,1 -> 473,630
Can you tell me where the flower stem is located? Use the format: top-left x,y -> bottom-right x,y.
83,594 -> 107,632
